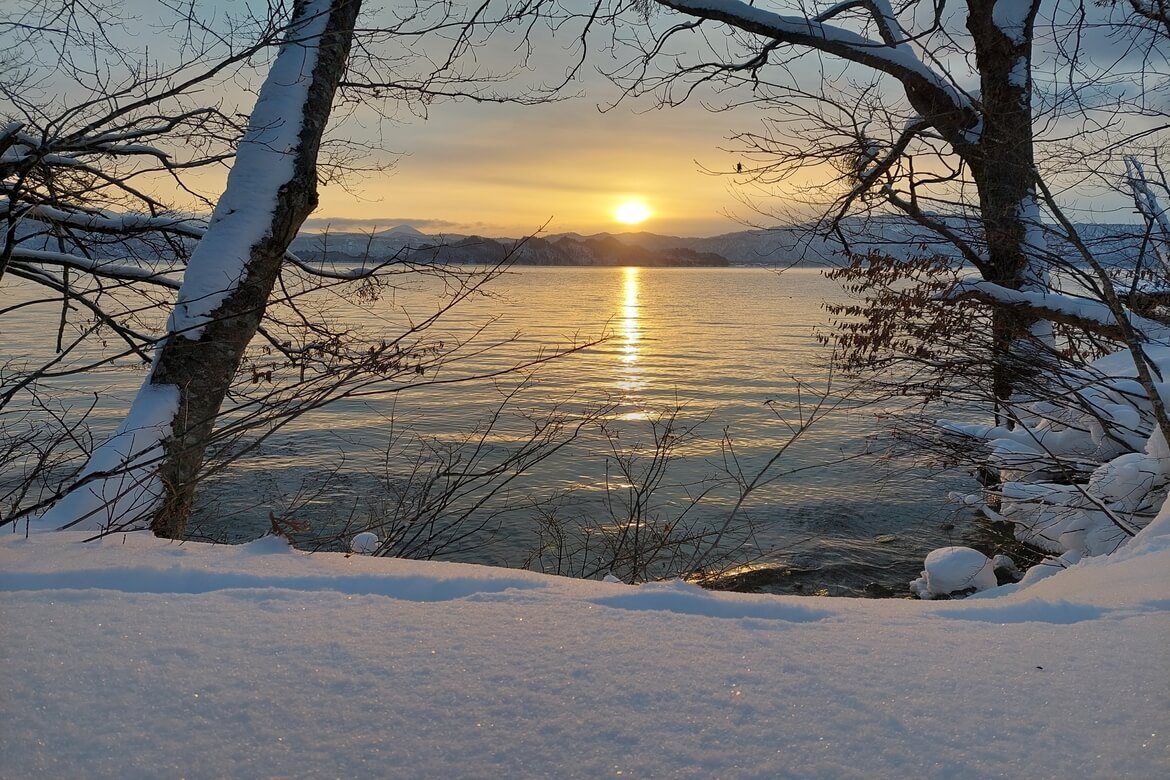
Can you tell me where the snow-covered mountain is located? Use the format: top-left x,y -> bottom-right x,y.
289,230 -> 732,267
283,217 -> 1149,268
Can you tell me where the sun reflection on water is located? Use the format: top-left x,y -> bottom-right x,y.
618,267 -> 647,419
621,266 -> 640,366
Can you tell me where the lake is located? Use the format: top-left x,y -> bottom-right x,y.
4,266 -> 980,594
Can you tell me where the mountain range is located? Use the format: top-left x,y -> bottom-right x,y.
290,227 -> 737,267
14,213 -> 1148,272
291,215 -> 1114,267
287,223 -> 907,267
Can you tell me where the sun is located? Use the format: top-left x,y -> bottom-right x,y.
613,198 -> 652,225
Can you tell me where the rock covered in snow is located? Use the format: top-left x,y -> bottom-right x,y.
910,546 -> 999,599
349,532 -> 381,554
991,554 -> 1022,584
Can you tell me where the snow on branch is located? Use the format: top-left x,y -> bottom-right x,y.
948,279 -> 1170,343
814,0 -> 906,46
1126,156 -> 1170,275
649,0 -> 973,120
12,203 -> 391,284
21,204 -> 206,238
10,248 -> 182,289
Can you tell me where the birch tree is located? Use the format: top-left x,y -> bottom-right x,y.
8,0 -> 587,538
27,0 -> 363,536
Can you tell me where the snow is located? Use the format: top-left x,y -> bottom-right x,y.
24,203 -> 205,237
1016,189 -> 1055,349
31,383 -> 180,533
13,248 -> 182,289
1127,156 -> 1170,275
909,546 -> 998,599
349,531 -> 380,553
166,0 -> 333,340
949,278 -> 1170,343
1008,55 -> 1028,89
942,341 -> 1170,556
1,525 -> 1167,778
992,0 -> 1033,46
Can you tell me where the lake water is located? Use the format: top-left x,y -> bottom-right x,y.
4,266 -> 980,594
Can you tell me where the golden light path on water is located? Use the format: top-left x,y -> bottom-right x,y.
618,267 -> 648,419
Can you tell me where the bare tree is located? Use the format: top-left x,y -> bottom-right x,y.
3,0 -> 362,536
3,0 -> 583,537
613,0 -> 1056,409
575,0 -> 1162,414
562,1 -> 1169,559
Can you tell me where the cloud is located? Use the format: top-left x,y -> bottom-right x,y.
301,216 -> 468,232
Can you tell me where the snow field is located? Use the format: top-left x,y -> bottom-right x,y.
2,524 -> 1167,779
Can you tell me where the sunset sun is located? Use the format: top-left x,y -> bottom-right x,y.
613,198 -> 652,225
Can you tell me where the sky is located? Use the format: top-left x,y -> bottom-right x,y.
155,0 -> 779,239
124,0 -> 875,239
293,0 -> 1161,239
299,1 -> 792,239
54,0 -> 1158,239
308,97 -> 756,238
292,0 -> 1159,239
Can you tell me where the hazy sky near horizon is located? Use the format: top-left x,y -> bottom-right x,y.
301,2 -> 800,239
307,96 -> 759,238
68,0 -> 1154,238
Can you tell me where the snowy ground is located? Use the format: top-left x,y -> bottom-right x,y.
2,525 -> 1168,779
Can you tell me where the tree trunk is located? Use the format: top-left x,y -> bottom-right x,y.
148,0 -> 361,537
965,0 -> 1048,415
33,0 -> 363,537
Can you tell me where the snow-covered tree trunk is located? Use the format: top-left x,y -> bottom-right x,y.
964,0 -> 1052,411
645,0 -> 1051,407
37,0 -> 363,537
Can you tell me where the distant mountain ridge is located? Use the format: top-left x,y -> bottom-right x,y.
290,218 -> 1151,268
290,227 -> 733,267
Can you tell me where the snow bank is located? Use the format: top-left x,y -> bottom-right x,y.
1,527 -> 1166,778
944,345 -> 1170,558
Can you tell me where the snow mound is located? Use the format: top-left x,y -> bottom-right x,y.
910,546 -> 998,599
349,531 -> 380,554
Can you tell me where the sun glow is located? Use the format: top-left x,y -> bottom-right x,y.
613,199 -> 652,225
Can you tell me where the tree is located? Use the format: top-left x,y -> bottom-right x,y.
9,0 -> 359,536
574,1 -> 1169,558
600,0 -> 1162,413
5,0 -> 580,538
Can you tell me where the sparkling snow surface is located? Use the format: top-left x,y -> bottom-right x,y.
2,524 -> 1167,779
